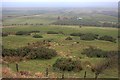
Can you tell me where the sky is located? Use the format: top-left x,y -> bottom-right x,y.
2,0 -> 119,2
2,0 -> 119,8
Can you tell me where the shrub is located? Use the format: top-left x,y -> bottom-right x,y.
16,31 -> 30,35
70,33 -> 84,36
118,35 -> 120,38
106,51 -> 118,58
81,47 -> 118,58
2,46 -> 57,60
29,47 -> 57,59
33,35 -> 43,38
29,30 -> 40,33
2,48 -> 18,57
2,32 -> 9,37
65,37 -> 72,40
99,35 -> 116,42
91,60 -> 111,79
81,47 -> 107,58
53,58 -> 82,72
47,31 -> 59,34
80,33 -> 98,40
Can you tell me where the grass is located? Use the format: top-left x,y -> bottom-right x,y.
4,57 -> 118,78
3,25 -> 118,37
3,26 -> 118,50
2,35 -> 41,49
2,25 -> 118,78
2,7 -> 118,78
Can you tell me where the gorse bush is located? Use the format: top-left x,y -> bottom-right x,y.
70,32 -> 116,42
33,34 -> 43,38
2,46 -> 57,59
15,30 -> 41,36
15,31 -> 30,35
53,58 -> 82,71
81,47 -> 107,58
70,32 -> 99,40
29,47 -> 57,59
80,33 -> 98,40
29,30 -> 40,33
47,31 -> 59,34
99,35 -> 116,42
2,48 -> 18,57
81,47 -> 118,58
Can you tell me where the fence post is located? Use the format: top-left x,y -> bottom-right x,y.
46,67 -> 48,77
84,71 -> 86,79
95,73 -> 98,80
62,71 -> 64,79
16,63 -> 19,72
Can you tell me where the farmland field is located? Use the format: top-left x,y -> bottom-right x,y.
1,7 -> 119,79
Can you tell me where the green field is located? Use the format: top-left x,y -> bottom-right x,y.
2,7 -> 119,78
2,25 -> 118,78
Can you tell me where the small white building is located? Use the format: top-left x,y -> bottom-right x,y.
77,17 -> 82,20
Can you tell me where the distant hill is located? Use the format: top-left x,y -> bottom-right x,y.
2,7 -> 118,28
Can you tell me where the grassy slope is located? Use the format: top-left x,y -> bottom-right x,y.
2,25 -> 118,78
3,25 -> 118,36
3,25 -> 118,49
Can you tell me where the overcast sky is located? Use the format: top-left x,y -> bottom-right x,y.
2,0 -> 119,2
2,0 -> 119,8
